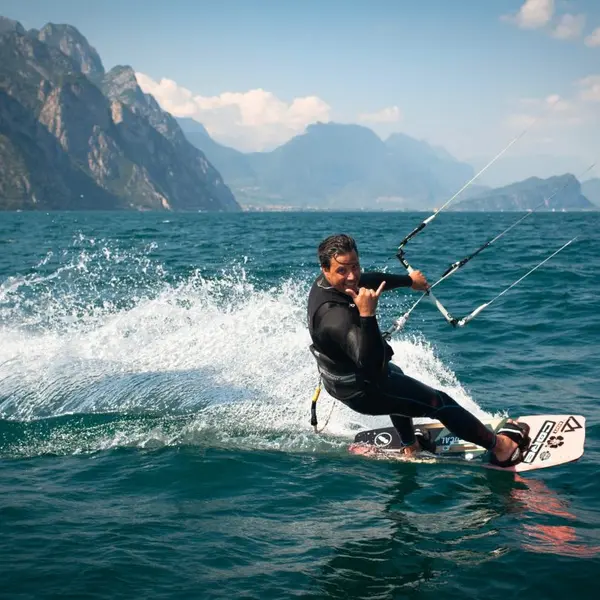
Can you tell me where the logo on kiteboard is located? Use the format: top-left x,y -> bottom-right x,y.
523,420 -> 556,464
374,432 -> 393,447
439,436 -> 462,446
547,435 -> 564,448
561,416 -> 583,433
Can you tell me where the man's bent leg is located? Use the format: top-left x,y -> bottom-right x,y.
385,365 -> 417,446
358,364 -> 497,450
390,415 -> 415,446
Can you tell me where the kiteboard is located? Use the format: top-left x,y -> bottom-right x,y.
348,414 -> 585,473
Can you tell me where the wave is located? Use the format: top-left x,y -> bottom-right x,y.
0,233 -> 495,457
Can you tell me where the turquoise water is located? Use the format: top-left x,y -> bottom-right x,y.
1,211 -> 599,599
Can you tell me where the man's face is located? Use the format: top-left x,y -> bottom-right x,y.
321,251 -> 361,294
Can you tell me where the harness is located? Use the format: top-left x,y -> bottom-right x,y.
307,276 -> 369,431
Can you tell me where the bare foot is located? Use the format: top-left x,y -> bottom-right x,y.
401,440 -> 421,457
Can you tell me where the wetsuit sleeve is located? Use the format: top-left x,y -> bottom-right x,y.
359,272 -> 413,290
316,304 -> 387,379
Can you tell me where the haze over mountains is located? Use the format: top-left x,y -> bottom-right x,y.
177,117 -> 477,210
179,118 -> 597,212
450,174 -> 594,211
467,154 -> 596,191
582,179 -> 600,207
0,15 -> 596,212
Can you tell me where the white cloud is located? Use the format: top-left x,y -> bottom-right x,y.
545,94 -> 572,111
503,1 -> 589,46
357,106 -> 402,124
135,72 -> 331,151
507,95 -> 570,130
551,14 -> 585,40
584,27 -> 600,47
135,72 -> 198,116
579,75 -> 600,102
514,94 -> 569,113
506,80 -> 600,137
504,0 -> 554,29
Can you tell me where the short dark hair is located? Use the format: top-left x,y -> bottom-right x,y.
318,234 -> 358,268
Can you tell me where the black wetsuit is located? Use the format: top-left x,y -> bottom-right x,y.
307,271 -> 496,449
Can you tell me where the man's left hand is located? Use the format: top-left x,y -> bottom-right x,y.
409,270 -> 429,291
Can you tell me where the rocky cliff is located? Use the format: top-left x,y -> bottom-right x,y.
0,18 -> 240,211
37,22 -> 105,79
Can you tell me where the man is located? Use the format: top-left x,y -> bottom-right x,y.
307,233 -> 530,467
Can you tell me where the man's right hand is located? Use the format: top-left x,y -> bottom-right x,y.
409,270 -> 429,291
345,280 -> 386,317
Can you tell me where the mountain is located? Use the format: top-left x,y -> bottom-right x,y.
384,132 -> 474,195
101,65 -> 240,211
37,22 -> 105,80
179,119 -> 475,210
452,174 -> 596,211
581,178 -> 600,206
468,153 -> 593,188
248,122 -> 396,209
176,118 -> 257,185
0,16 -> 25,35
0,19 -> 240,211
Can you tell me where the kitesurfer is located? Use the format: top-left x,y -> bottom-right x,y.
307,234 -> 530,467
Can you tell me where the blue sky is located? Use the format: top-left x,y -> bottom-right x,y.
1,0 -> 599,184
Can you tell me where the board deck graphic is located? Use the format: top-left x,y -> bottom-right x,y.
348,414 -> 586,473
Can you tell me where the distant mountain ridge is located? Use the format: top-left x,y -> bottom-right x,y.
0,16 -> 240,211
469,153 -> 594,189
178,119 -> 476,210
178,118 -> 597,211
1,14 -> 594,213
452,174 -> 595,211
176,118 -> 257,185
581,178 -> 600,206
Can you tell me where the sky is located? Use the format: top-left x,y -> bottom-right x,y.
1,0 -> 599,185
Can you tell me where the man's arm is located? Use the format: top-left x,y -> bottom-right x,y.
360,271 -> 430,291
316,304 -> 388,379
359,272 -> 412,290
